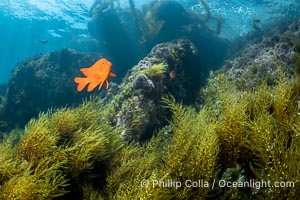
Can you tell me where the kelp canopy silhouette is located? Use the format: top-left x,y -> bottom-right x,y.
88,0 -> 228,82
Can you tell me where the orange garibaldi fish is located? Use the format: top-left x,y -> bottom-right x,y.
74,58 -> 116,92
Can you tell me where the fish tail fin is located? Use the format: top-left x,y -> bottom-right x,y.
74,77 -> 88,92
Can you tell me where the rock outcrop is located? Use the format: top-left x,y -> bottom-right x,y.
0,49 -> 100,131
104,39 -> 199,141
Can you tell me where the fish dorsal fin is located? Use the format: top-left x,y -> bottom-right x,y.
81,58 -> 106,76
89,61 -> 102,72
80,68 -> 93,76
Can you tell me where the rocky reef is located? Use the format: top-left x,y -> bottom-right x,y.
0,49 -> 100,132
222,18 -> 300,89
102,39 -> 198,141
0,84 -> 7,96
0,84 -> 7,120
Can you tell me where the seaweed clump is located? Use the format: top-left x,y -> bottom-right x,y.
140,63 -> 168,78
0,99 -> 123,199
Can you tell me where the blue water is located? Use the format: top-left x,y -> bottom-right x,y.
0,0 -> 298,84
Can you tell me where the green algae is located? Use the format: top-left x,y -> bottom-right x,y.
139,63 -> 168,78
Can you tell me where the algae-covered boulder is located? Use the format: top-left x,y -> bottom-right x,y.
0,48 -> 99,131
104,39 -> 198,141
